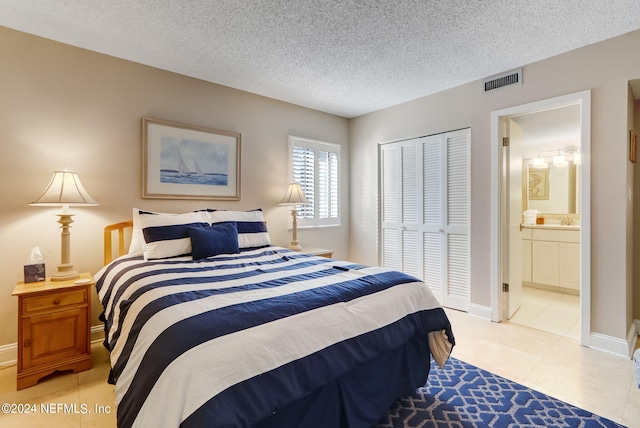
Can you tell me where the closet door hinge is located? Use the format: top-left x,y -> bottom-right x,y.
502,137 -> 509,147
502,283 -> 509,292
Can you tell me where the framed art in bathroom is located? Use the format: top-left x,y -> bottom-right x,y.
528,168 -> 549,200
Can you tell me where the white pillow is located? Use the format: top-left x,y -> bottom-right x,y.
208,209 -> 271,249
127,208 -> 148,256
139,210 -> 210,260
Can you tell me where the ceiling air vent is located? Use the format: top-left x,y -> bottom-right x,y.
483,69 -> 522,92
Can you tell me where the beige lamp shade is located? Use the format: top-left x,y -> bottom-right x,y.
30,169 -> 98,281
279,183 -> 309,251
30,170 -> 99,208
278,182 -> 310,205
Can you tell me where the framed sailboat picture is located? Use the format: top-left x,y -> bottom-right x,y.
142,117 -> 241,200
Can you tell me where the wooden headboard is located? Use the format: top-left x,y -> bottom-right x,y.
104,220 -> 133,265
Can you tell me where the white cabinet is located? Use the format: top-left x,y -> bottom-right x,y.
522,227 -> 580,291
522,229 -> 532,283
532,240 -> 560,285
559,242 -> 580,289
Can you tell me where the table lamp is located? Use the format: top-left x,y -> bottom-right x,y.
30,169 -> 99,281
279,182 -> 309,251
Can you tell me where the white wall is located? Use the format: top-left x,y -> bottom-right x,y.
0,27 -> 350,348
349,30 -> 640,342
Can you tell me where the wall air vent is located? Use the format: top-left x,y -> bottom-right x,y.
483,68 -> 522,92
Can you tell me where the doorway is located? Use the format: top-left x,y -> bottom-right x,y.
490,91 -> 591,347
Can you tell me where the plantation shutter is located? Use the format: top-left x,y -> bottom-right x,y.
318,150 -> 339,219
292,146 -> 315,218
289,136 -> 340,227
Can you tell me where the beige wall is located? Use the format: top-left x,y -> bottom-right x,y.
349,30 -> 640,341
634,98 -> 640,321
0,27 -> 350,348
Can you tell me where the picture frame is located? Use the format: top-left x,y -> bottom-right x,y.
630,130 -> 637,164
528,168 -> 549,200
142,117 -> 241,200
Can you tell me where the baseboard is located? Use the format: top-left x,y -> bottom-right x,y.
0,342 -> 16,367
590,331 -> 634,358
91,324 -> 105,344
0,324 -> 106,367
467,303 -> 492,321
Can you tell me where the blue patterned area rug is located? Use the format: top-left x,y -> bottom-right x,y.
377,357 -> 625,428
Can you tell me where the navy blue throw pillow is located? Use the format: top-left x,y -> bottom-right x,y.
188,222 -> 240,260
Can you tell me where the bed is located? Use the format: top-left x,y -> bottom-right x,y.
96,209 -> 454,428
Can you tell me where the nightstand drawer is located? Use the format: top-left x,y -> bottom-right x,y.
22,288 -> 87,315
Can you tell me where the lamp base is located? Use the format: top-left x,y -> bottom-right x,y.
51,213 -> 79,281
50,264 -> 79,281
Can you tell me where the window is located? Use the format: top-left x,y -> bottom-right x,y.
289,136 -> 340,227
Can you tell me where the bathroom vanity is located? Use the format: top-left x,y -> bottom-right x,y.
522,224 -> 580,293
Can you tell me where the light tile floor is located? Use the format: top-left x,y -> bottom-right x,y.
0,309 -> 638,427
508,286 -> 581,339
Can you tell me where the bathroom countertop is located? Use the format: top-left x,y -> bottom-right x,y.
521,224 -> 580,231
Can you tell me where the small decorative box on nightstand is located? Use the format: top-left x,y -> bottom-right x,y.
12,272 -> 93,390
300,247 -> 334,258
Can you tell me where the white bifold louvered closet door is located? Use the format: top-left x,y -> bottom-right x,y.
380,129 -> 470,311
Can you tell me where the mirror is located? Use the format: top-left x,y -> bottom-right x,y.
524,161 -> 579,213
514,103 -> 581,215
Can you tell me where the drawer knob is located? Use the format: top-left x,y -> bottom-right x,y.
24,340 -> 31,348
53,299 -> 60,305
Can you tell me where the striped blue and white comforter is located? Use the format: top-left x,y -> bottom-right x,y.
95,246 -> 453,428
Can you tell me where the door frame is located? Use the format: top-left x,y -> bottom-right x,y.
490,90 -> 591,346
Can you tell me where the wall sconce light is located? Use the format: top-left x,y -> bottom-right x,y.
573,153 -> 581,165
532,146 -> 580,168
29,169 -> 99,280
532,157 -> 548,168
553,154 -> 568,167
278,182 -> 309,251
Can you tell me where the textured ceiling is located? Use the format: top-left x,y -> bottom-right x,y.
2,1 -> 640,118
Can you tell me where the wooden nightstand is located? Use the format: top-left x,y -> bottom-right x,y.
300,247 -> 334,258
12,272 -> 93,390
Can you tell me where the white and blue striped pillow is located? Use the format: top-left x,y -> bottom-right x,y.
208,209 -> 271,249
139,210 -> 210,260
